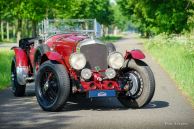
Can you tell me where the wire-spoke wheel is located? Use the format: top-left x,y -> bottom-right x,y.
35,61 -> 70,112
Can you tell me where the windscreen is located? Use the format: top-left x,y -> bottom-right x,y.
38,19 -> 101,40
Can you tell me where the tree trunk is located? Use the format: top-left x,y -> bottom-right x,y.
13,25 -> 16,39
84,21 -> 88,30
22,19 -> 26,37
1,21 -> 4,40
17,19 -> 22,43
26,20 -> 30,37
113,26 -> 118,36
6,22 -> 9,41
102,25 -> 109,37
23,19 -> 30,37
145,31 -> 150,38
32,20 -> 37,37
101,24 -> 105,37
104,26 -> 108,36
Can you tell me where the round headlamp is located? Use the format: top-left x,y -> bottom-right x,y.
69,53 -> 86,70
81,68 -> 92,80
108,52 -> 124,69
105,68 -> 116,79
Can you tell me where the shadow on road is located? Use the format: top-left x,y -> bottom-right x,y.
21,88 -> 170,111
0,89 -> 78,129
63,97 -> 169,111
23,89 -> 169,111
63,96 -> 125,111
144,101 -> 169,109
0,88 -> 170,129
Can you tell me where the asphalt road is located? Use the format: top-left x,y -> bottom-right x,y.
0,34 -> 194,129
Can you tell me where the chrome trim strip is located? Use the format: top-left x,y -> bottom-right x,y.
76,38 -> 104,52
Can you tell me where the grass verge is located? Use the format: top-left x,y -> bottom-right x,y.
0,48 -> 13,90
144,34 -> 194,104
100,35 -> 122,43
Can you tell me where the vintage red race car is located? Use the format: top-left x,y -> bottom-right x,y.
11,19 -> 155,111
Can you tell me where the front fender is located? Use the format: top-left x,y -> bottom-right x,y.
11,47 -> 28,67
11,47 -> 29,85
44,51 -> 64,64
124,49 -> 145,60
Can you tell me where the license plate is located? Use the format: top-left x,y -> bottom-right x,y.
88,90 -> 116,98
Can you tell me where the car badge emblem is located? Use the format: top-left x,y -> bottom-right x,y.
95,66 -> 101,72
98,92 -> 107,97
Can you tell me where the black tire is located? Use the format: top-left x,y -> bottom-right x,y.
118,59 -> 155,108
11,57 -> 26,97
35,61 -> 70,111
106,43 -> 116,53
34,44 -> 50,74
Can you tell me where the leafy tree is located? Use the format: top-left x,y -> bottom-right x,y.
111,4 -> 128,31
0,0 -> 124,40
118,0 -> 194,36
56,0 -> 114,26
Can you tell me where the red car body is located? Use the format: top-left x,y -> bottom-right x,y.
11,19 -> 155,112
12,33 -> 145,92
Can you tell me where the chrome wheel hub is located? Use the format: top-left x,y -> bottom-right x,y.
126,72 -> 140,96
44,81 -> 49,91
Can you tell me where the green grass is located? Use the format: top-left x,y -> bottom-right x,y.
100,35 -> 122,43
0,48 -> 13,90
0,38 -> 16,44
144,34 -> 194,103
